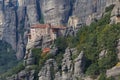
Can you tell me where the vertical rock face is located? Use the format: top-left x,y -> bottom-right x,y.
40,0 -> 113,26
1,0 -> 40,60
40,0 -> 71,25
117,39 -> 120,60
26,0 -> 39,26
2,0 -> 26,59
27,5 -> 39,25
74,51 -> 85,77
0,11 -> 4,39
73,0 -> 106,24
16,6 -> 27,59
106,0 -> 117,7
110,0 -> 120,24
3,8 -> 17,50
61,48 -> 73,80
0,1 -> 4,37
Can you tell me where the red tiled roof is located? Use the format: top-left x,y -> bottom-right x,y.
31,24 -> 66,29
51,25 -> 66,29
31,24 -> 50,29
42,48 -> 51,53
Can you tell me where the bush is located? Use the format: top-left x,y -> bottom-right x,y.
86,63 -> 99,76
99,73 -> 115,80
25,65 -> 38,71
32,48 -> 42,65
98,51 -> 118,72
97,12 -> 111,26
98,73 -> 107,80
55,37 -> 68,52
32,48 -> 54,68
105,4 -> 115,12
32,48 -> 56,80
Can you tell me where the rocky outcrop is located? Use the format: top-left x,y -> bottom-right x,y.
117,39 -> 120,60
24,34 -> 55,66
61,48 -> 73,80
38,59 -> 58,80
110,0 -> 120,24
26,34 -> 53,51
38,48 -> 86,80
73,0 -> 106,25
7,70 -> 35,80
62,49 -> 86,80
106,0 -> 117,7
24,49 -> 35,66
0,11 -> 4,40
106,66 -> 120,78
65,26 -> 80,37
99,50 -> 107,59
74,51 -> 85,78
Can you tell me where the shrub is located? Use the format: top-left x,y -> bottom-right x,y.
105,4 -> 115,12
86,63 -> 99,76
98,73 -> 107,80
55,37 -> 68,52
32,48 -> 42,65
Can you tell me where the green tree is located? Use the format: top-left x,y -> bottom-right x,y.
55,37 -> 68,52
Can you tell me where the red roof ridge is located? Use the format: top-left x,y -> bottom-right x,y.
31,24 -> 50,29
31,24 -> 66,29
42,48 -> 51,53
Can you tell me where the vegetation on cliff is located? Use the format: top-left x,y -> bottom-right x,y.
54,9 -> 120,79
30,6 -> 120,79
0,4 -> 119,80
